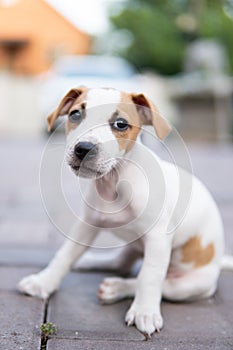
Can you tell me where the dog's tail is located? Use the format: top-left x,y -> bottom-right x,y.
221,254 -> 233,271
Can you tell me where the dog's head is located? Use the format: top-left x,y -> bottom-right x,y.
47,87 -> 171,178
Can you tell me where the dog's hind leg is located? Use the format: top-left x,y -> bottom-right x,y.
98,277 -> 137,304
98,265 -> 220,304
162,265 -> 220,301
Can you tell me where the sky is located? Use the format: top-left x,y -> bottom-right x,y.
46,0 -> 118,34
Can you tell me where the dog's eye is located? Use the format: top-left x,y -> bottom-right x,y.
112,118 -> 129,131
69,110 -> 82,123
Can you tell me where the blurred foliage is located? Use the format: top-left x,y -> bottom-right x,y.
110,0 -> 233,75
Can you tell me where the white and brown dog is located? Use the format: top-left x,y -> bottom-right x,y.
18,87 -> 233,338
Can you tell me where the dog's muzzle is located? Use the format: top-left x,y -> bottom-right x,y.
67,141 -> 116,179
74,142 -> 98,161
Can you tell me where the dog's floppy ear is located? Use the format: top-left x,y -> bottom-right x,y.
47,87 -> 86,132
131,93 -> 171,140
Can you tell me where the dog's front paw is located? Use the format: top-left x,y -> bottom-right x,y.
18,273 -> 58,299
125,303 -> 163,338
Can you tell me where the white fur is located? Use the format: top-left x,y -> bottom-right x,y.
18,88 -> 230,339
87,88 -> 121,108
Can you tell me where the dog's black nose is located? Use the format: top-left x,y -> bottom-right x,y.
74,142 -> 97,161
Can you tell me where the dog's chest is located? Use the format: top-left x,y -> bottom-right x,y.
87,187 -> 140,229
87,200 -> 145,242
85,173 -> 146,231
83,161 -> 157,240
95,203 -> 137,229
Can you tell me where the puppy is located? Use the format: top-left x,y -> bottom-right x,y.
18,87 -> 233,338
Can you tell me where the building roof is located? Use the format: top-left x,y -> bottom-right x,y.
0,0 -> 89,40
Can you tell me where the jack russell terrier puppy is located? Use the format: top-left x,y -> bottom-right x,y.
18,87 -> 233,339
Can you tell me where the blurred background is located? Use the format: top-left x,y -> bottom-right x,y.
0,0 -> 233,259
0,0 -> 233,140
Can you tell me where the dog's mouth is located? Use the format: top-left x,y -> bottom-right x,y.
67,157 -> 117,179
71,164 -> 103,178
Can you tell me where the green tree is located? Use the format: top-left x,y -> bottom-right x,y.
110,0 -> 233,75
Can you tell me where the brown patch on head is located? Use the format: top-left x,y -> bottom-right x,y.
110,92 -> 141,153
181,236 -> 215,268
46,86 -> 88,132
114,125 -> 141,153
66,118 -> 79,134
66,101 -> 87,134
131,93 -> 171,140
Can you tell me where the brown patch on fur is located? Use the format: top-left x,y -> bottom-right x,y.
66,101 -> 87,134
181,236 -> 215,268
47,87 -> 88,132
111,92 -> 141,152
66,120 -> 79,134
131,93 -> 171,140
114,125 -> 141,152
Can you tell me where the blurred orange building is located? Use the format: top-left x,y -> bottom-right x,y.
0,0 -> 91,74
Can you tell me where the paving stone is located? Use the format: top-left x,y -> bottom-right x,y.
0,293 -> 41,350
0,266 -> 45,289
47,338 -> 232,350
0,267 -> 46,350
47,271 -> 233,346
160,272 -> 233,346
47,272 -> 143,341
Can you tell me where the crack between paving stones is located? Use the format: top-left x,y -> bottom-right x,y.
49,336 -> 149,343
40,298 -> 50,350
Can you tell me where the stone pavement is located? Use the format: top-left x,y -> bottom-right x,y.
0,137 -> 233,350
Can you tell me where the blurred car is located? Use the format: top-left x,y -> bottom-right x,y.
39,55 -> 141,119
